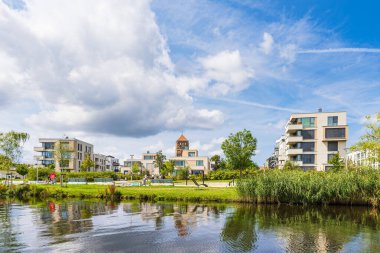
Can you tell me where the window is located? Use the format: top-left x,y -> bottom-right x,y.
42,160 -> 54,165
43,142 -> 55,149
300,117 -> 315,127
42,151 -> 54,158
196,160 -> 204,166
175,160 -> 185,167
188,152 -> 196,157
327,154 -> 336,162
191,170 -> 203,175
78,152 -> 80,159
328,141 -> 338,151
325,128 -> 345,138
301,130 -> 315,139
302,154 -> 315,164
301,142 -> 314,152
328,116 -> 338,126
143,155 -> 154,160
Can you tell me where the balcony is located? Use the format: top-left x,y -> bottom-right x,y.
287,148 -> 303,155
286,124 -> 303,132
286,136 -> 303,143
34,155 -> 44,160
33,147 -> 45,152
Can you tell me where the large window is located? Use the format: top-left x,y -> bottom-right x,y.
302,154 -> 315,164
301,142 -> 315,152
325,128 -> 345,139
42,151 -> 54,158
43,142 -> 55,149
299,117 -> 315,128
328,141 -> 338,151
328,116 -> 338,126
143,155 -> 154,160
302,130 -> 315,139
42,160 -> 54,165
196,160 -> 204,166
327,154 -> 336,162
188,152 -> 196,157
175,160 -> 185,167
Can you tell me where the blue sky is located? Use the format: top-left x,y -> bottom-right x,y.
0,0 -> 379,165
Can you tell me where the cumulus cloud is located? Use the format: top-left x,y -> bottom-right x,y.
0,0 -> 228,137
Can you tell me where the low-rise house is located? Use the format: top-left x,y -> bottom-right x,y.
106,155 -> 120,172
347,150 -> 379,169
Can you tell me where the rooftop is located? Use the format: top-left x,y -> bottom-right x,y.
177,134 -> 188,142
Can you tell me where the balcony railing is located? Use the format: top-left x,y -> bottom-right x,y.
286,136 -> 303,143
33,147 -> 45,152
287,148 -> 303,155
286,124 -> 303,132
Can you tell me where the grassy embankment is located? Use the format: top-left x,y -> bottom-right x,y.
0,184 -> 239,202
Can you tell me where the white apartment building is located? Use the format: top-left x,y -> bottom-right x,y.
171,134 -> 210,175
93,153 -> 107,172
278,110 -> 348,171
34,137 -> 93,172
347,150 -> 379,169
106,155 -> 120,172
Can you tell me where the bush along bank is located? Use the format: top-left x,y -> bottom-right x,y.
237,169 -> 380,207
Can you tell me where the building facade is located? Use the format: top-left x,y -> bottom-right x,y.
276,110 -> 348,171
93,153 -> 107,172
347,150 -> 379,169
171,134 -> 210,174
34,137 -> 94,172
106,155 -> 120,172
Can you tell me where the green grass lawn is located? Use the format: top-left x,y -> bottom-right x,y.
37,184 -> 239,202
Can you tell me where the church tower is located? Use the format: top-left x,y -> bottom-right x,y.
176,134 -> 189,157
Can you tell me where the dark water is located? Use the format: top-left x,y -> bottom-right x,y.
0,199 -> 380,252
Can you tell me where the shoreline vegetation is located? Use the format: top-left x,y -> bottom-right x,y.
1,169 -> 380,208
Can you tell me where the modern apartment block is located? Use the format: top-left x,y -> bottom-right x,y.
171,134 -> 210,174
121,152 -> 158,175
34,137 -> 94,172
347,151 -> 379,169
277,110 -> 348,171
106,155 -> 120,172
93,153 -> 107,172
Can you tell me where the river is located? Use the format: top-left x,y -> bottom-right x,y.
0,199 -> 379,252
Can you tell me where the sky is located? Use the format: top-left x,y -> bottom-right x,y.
0,0 -> 379,165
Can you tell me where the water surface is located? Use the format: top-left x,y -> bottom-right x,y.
0,199 -> 379,252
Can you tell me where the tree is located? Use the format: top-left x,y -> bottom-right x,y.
154,150 -> 166,174
162,160 -> 175,177
351,112 -> 380,163
16,164 -> 29,178
221,129 -> 257,178
211,155 -> 221,170
0,131 -> 29,171
283,160 -> 301,171
131,162 -> 140,176
328,153 -> 344,172
54,141 -> 73,172
81,154 -> 95,172
0,154 -> 12,171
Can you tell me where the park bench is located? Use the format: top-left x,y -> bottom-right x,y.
151,179 -> 174,186
67,178 -> 87,184
191,178 -> 208,188
129,182 -> 141,186
94,178 -> 114,182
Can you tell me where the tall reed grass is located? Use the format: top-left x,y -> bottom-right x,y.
237,169 -> 380,207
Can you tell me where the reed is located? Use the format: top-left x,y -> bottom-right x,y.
237,169 -> 380,207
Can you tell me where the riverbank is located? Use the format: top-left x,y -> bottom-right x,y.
0,184 -> 240,202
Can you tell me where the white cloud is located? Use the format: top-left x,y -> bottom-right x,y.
298,48 -> 380,54
260,32 -> 274,55
0,0 -> 225,137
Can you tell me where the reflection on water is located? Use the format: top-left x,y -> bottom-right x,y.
0,198 -> 380,252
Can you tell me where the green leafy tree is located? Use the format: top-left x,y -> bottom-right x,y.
162,160 -> 175,176
211,155 -> 221,170
283,160 -> 301,171
221,129 -> 257,178
0,154 -> 12,171
54,141 -> 73,172
154,150 -> 166,174
80,154 -> 95,172
328,153 -> 344,172
16,164 -> 29,178
0,131 -> 29,171
132,162 -> 140,174
351,112 -> 380,163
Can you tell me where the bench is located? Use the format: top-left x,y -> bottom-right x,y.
67,178 -> 87,184
151,179 -> 174,186
94,178 -> 114,182
129,182 -> 141,187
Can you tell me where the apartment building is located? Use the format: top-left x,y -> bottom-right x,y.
278,110 -> 348,171
34,137 -> 94,172
347,151 -> 379,169
93,153 -> 107,172
105,156 -> 120,172
121,158 -> 142,175
171,134 -> 210,174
